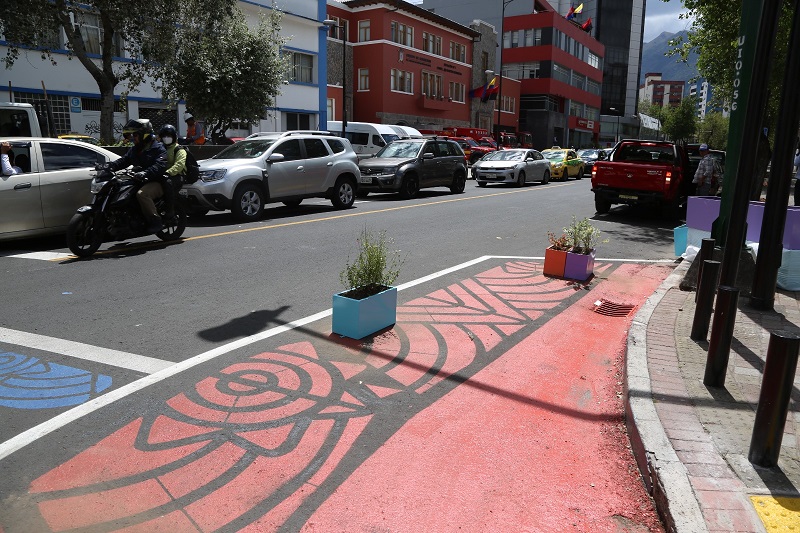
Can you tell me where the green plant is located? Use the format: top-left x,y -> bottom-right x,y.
547,231 -> 571,251
340,227 -> 403,299
564,216 -> 607,255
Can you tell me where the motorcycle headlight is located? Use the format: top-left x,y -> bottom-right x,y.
200,169 -> 227,182
90,178 -> 105,194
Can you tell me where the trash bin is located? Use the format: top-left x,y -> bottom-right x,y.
674,224 -> 688,257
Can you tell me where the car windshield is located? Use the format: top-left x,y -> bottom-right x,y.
543,151 -> 567,161
213,139 -> 276,159
484,150 -> 524,161
578,149 -> 597,157
375,141 -> 423,158
463,138 -> 479,147
381,133 -> 401,144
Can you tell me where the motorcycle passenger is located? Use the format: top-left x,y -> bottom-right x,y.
158,124 -> 186,215
108,119 -> 168,233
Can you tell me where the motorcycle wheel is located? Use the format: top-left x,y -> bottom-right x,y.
66,212 -> 104,257
157,207 -> 187,241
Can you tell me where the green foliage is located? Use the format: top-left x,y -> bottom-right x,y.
564,216 -> 607,255
547,231 -> 571,251
662,96 -> 698,145
340,228 -> 403,292
697,112 -> 729,151
638,99 -> 665,123
156,8 -> 289,141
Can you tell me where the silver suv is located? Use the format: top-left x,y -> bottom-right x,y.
181,131 -> 360,221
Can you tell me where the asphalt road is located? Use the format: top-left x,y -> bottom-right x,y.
0,178 -> 679,364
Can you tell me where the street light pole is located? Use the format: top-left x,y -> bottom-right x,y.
495,0 -> 515,146
323,19 -> 347,138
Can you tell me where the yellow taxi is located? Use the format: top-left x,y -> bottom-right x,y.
540,147 -> 584,180
58,133 -> 102,146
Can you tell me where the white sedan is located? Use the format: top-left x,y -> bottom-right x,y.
472,149 -> 551,187
0,137 -> 120,241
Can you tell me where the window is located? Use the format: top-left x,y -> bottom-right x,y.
510,31 -> 519,48
327,98 -> 335,121
40,143 -> 104,171
75,12 -> 122,57
553,64 -> 570,84
421,71 -> 443,98
14,92 -> 71,134
303,138 -> 329,159
327,138 -> 345,153
450,41 -> 466,62
449,82 -> 465,103
587,52 -> 599,69
534,29 -> 542,46
358,68 -> 369,90
358,20 -> 370,42
286,113 -> 311,130
422,32 -> 441,55
80,98 -> 124,112
325,16 -> 348,40
390,21 -> 413,46
524,29 -> 534,47
586,79 -> 601,96
391,69 -> 413,93
497,95 -> 515,113
290,52 -> 313,83
274,139 -> 303,162
503,31 -> 511,49
571,71 -> 586,91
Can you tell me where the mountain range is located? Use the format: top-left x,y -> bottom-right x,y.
640,30 -> 699,84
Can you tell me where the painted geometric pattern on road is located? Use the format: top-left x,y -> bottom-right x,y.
0,352 -> 112,409
23,261 -> 614,532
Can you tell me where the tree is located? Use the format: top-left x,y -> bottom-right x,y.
0,0 -> 236,142
156,9 -> 289,142
662,97 -> 697,145
697,112 -> 729,151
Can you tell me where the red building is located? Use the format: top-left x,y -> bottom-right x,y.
639,72 -> 684,108
501,4 -> 605,148
326,0 -> 481,131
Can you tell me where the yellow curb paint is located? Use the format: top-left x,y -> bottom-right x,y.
751,495 -> 800,531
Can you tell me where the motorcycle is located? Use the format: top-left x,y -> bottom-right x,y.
66,167 -> 186,257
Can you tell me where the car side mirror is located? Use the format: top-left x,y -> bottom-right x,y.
597,152 -> 606,160
422,152 -> 434,160
267,153 -> 285,163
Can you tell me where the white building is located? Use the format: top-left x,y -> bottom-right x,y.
0,0 -> 330,141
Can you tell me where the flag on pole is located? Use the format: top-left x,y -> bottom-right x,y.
574,3 -> 584,14
566,4 -> 575,20
581,17 -> 593,32
481,77 -> 499,102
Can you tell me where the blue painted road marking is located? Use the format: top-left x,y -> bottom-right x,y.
0,352 -> 112,409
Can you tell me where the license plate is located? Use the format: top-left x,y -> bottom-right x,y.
359,176 -> 372,184
619,194 -> 638,200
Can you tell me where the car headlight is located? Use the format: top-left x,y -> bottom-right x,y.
200,169 -> 227,182
553,162 -> 564,168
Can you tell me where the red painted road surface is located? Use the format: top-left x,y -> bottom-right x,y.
5,260 -> 670,532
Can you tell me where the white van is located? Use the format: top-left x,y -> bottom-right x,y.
325,121 -> 401,159
388,125 -> 424,139
0,103 -> 43,137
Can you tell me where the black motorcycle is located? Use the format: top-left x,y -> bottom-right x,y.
66,168 -> 186,257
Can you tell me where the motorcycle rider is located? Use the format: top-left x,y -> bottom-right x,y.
158,124 -> 186,215
107,119 -> 168,233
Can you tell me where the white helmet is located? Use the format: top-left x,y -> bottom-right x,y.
184,112 -> 194,122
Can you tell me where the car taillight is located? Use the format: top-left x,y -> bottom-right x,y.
665,170 -> 672,184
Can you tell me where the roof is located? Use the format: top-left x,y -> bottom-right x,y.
342,0 -> 480,38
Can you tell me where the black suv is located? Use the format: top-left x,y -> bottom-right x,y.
357,138 -> 468,199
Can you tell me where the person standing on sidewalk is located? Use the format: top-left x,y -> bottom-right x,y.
693,144 -> 720,196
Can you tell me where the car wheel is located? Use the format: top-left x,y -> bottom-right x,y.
232,182 -> 265,222
282,199 -> 302,208
575,166 -> 583,180
541,170 -> 550,184
450,171 -> 467,194
517,170 -> 526,187
331,177 -> 355,209
66,212 -> 103,257
157,207 -> 186,241
595,196 -> 611,215
399,174 -> 420,199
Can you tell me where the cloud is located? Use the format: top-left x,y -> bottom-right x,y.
644,3 -> 695,42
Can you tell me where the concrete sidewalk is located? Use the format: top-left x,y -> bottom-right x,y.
627,260 -> 800,532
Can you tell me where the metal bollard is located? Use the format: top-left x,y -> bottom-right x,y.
691,260 -> 721,341
703,285 -> 740,387
748,331 -> 800,467
695,238 -> 716,303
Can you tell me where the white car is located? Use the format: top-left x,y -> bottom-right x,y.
472,149 -> 551,187
0,137 -> 119,241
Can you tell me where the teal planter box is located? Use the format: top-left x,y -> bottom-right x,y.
332,286 -> 397,339
674,224 -> 688,257
563,249 -> 595,281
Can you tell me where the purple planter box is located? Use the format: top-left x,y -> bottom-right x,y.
686,197 -> 800,250
563,249 -> 595,281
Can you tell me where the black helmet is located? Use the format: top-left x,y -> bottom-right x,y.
122,119 -> 153,141
159,124 -> 177,144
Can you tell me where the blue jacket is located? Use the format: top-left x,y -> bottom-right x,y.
111,138 -> 167,180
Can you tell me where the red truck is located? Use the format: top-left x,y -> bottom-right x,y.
591,139 -> 691,217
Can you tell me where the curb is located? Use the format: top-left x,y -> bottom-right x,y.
624,259 -> 708,533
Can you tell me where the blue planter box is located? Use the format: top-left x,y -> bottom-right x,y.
332,286 -> 398,339
674,224 -> 688,257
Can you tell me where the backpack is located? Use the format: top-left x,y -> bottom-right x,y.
179,146 -> 200,184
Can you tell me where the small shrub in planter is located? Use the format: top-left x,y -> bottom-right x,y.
563,216 -> 607,281
543,231 -> 570,277
333,228 -> 404,339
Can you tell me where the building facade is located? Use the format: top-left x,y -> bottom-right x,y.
1,1 -> 330,141
639,72 -> 684,108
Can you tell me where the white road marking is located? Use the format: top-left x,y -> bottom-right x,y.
1,251 -> 73,261
0,328 -> 173,374
0,255 -> 676,461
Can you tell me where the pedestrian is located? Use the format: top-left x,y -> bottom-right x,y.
1,142 -> 23,175
183,113 -> 206,145
692,144 -> 719,196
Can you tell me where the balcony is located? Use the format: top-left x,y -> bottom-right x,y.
421,94 -> 450,110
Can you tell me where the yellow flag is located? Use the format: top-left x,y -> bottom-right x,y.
574,3 -> 584,13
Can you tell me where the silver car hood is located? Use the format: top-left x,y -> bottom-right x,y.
476,161 -> 517,169
200,158 -> 260,170
359,157 -> 415,168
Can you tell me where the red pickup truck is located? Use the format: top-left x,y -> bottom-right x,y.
591,140 -> 691,216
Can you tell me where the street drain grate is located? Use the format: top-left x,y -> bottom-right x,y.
593,299 -> 636,317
